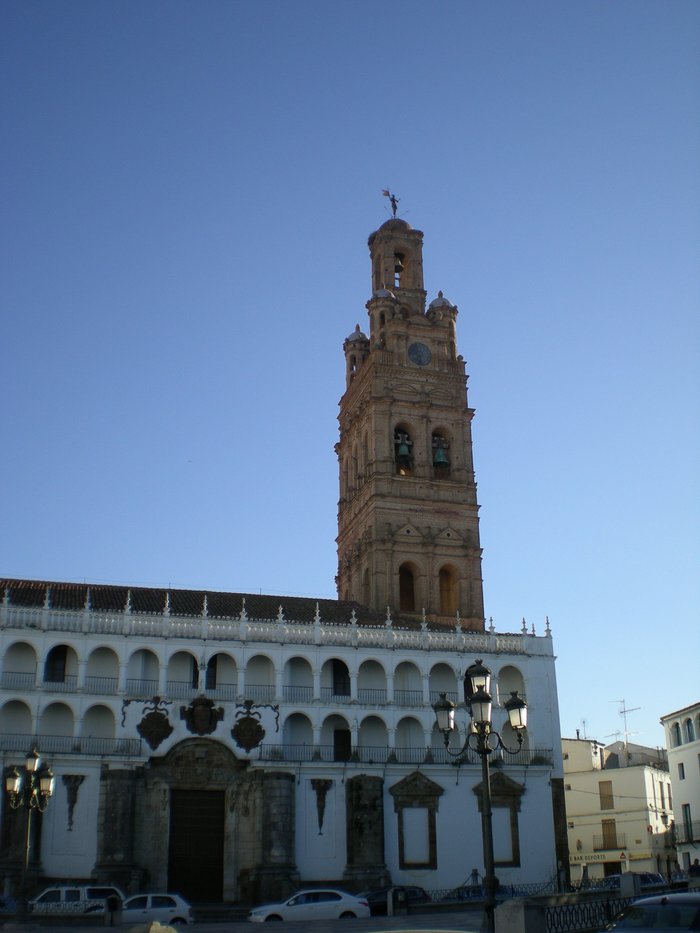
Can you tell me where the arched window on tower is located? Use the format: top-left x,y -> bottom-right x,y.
399,563 -> 416,612
439,565 -> 458,616
394,252 -> 405,288
432,432 -> 450,478
394,429 -> 413,476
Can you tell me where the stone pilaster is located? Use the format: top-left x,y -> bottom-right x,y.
249,772 -> 299,904
343,774 -> 389,890
93,767 -> 138,889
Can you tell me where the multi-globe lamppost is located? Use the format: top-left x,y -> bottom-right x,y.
4,748 -> 55,920
433,659 -> 528,933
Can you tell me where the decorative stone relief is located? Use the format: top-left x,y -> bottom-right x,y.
180,695 -> 224,735
231,699 -> 280,753
62,774 -> 85,830
310,779 -> 333,835
135,696 -> 174,750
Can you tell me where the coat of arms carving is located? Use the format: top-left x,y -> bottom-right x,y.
136,696 -> 174,750
180,695 -> 224,736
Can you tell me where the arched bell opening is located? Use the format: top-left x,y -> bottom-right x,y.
432,431 -> 450,479
394,426 -> 414,476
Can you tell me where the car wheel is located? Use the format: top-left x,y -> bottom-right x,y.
171,918 -> 186,925
340,912 -> 356,918
264,915 -> 283,922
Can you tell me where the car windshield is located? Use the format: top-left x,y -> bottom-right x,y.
614,903 -> 699,929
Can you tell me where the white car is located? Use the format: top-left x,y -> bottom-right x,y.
248,888 -> 370,922
120,893 -> 193,925
29,885 -> 125,916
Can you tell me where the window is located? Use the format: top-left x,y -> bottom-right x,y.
685,718 -> 696,742
599,780 -> 614,810
190,657 -> 199,689
660,783 -> 666,808
333,728 -> 351,762
439,566 -> 458,616
126,897 -> 148,909
601,818 -> 618,849
152,897 -> 175,908
399,564 -> 416,612
672,722 -> 682,747
682,804 -> 692,833
668,783 -> 672,809
205,656 -> 217,690
44,645 -> 68,683
331,659 -> 350,696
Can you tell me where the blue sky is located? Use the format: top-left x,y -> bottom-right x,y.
2,1 -> 698,748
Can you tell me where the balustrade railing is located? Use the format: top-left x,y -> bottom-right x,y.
258,743 -> 553,766
0,732 -> 142,757
592,833 -> 626,851
84,675 -> 118,694
1,670 -> 36,689
394,688 -> 423,706
357,687 -> 387,705
283,685 -> 313,702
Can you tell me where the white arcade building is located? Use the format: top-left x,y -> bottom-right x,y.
0,214 -> 567,905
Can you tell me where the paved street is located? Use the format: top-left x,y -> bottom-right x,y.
1,911 -> 483,933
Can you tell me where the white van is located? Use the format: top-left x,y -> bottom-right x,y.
29,885 -> 125,916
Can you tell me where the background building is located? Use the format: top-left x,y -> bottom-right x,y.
562,736 -> 676,883
1,216 -> 566,904
660,702 -> 700,872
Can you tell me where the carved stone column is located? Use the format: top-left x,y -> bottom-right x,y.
249,772 -> 299,904
93,767 -> 138,888
343,775 -> 389,889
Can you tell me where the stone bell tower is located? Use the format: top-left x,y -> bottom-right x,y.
336,217 -> 485,631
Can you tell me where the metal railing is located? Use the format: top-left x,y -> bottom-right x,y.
258,743 -> 553,766
319,687 -> 352,704
357,687 -> 387,705
674,820 -> 700,844
394,688 -> 423,706
1,671 -> 37,689
0,732 -> 142,757
592,833 -> 626,851
283,685 -> 313,702
84,676 -> 118,694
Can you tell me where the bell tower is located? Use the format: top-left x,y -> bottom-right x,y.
336,217 -> 485,631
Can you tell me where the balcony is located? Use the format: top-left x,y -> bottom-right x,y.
0,732 -> 142,757
593,833 -> 627,851
673,821 -> 700,845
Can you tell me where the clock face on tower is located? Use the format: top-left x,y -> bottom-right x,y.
408,342 -> 432,366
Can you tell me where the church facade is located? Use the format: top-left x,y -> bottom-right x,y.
0,216 -> 567,905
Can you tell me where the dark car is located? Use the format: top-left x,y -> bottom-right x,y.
361,885 -> 431,916
606,892 -> 700,931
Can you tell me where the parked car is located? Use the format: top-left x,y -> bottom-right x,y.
29,885 -> 125,916
248,888 -> 370,922
120,893 -> 193,925
606,892 -> 700,931
0,896 -> 17,917
361,885 -> 431,916
599,872 -> 666,891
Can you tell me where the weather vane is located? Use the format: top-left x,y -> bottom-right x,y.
382,189 -> 399,217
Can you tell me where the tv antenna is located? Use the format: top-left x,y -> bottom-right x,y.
609,699 -> 640,756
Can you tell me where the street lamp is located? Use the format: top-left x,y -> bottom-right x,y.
4,748 -> 55,919
433,660 -> 528,933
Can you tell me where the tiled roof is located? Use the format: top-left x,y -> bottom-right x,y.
0,577 -> 434,630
